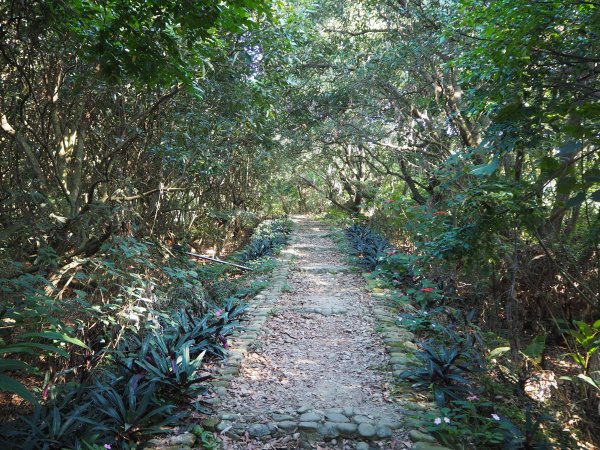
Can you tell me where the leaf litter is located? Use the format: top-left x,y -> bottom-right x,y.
215,221 -> 409,449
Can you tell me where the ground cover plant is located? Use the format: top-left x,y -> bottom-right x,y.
1,0 -> 599,447
236,218 -> 293,262
0,218 -> 286,448
342,223 -> 580,449
344,224 -> 395,271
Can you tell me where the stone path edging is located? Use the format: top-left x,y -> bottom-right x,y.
205,229 -> 298,408
366,286 -> 452,450
143,229 -> 298,450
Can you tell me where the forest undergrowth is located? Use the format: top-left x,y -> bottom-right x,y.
0,217 -> 292,449
332,215 -> 598,450
1,0 -> 599,448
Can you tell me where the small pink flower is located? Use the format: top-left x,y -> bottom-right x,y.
491,414 -> 500,421
104,445 -> 112,450
467,394 -> 479,401
434,417 -> 442,425
386,250 -> 396,256
433,210 -> 446,215
384,199 -> 394,204
215,309 -> 223,317
421,287 -> 434,293
443,417 -> 451,423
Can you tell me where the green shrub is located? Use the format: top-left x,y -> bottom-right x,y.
0,383 -> 98,449
400,340 -> 482,406
236,217 -> 292,262
344,224 -> 393,270
91,375 -> 185,445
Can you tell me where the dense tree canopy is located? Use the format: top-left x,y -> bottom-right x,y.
1,0 -> 599,447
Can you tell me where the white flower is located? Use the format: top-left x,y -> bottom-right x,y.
434,417 -> 442,425
491,414 -> 500,421
443,417 -> 451,423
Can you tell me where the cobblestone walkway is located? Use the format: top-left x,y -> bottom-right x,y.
206,217 -> 409,449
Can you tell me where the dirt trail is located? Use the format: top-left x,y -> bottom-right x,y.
214,217 -> 407,449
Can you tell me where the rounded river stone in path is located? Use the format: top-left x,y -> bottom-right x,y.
211,217 -> 408,449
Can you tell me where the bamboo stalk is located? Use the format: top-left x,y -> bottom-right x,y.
175,249 -> 253,271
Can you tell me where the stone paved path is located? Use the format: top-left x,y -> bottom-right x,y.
209,217 -> 409,449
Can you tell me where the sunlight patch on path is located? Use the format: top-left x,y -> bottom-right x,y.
207,217 -> 410,449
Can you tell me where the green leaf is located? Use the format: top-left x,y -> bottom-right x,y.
494,102 -> 523,122
0,343 -> 69,358
566,192 -> 586,208
0,373 -> 37,404
555,177 -> 577,195
470,158 -> 499,176
583,169 -> 600,184
567,353 -> 586,366
21,331 -> 90,350
489,346 -> 510,358
522,334 -> 546,364
540,156 -> 560,172
563,123 -> 588,139
575,320 -> 594,336
576,374 -> 600,391
0,359 -> 33,372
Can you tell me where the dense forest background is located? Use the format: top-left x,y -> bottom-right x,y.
1,0 -> 599,448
